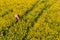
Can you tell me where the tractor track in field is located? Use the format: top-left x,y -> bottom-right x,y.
2,0 -> 42,38
21,0 -> 40,19
6,0 -> 41,29
0,0 -> 39,18
2,0 -> 53,39
1,0 -> 40,37
0,0 -> 59,40
1,0 -> 57,39
0,0 -> 40,31
0,0 -> 39,28
22,1 -> 56,40
6,0 -> 56,29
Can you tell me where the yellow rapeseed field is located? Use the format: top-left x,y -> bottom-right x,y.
0,0 -> 60,40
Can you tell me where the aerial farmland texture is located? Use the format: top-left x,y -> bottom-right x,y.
0,0 -> 60,40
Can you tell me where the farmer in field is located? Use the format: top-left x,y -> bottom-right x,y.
15,14 -> 20,22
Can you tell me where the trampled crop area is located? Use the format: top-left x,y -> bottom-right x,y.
0,0 -> 60,40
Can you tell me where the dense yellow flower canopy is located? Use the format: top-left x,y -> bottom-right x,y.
0,0 -> 60,40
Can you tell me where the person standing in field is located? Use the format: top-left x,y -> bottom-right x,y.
15,14 -> 20,22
